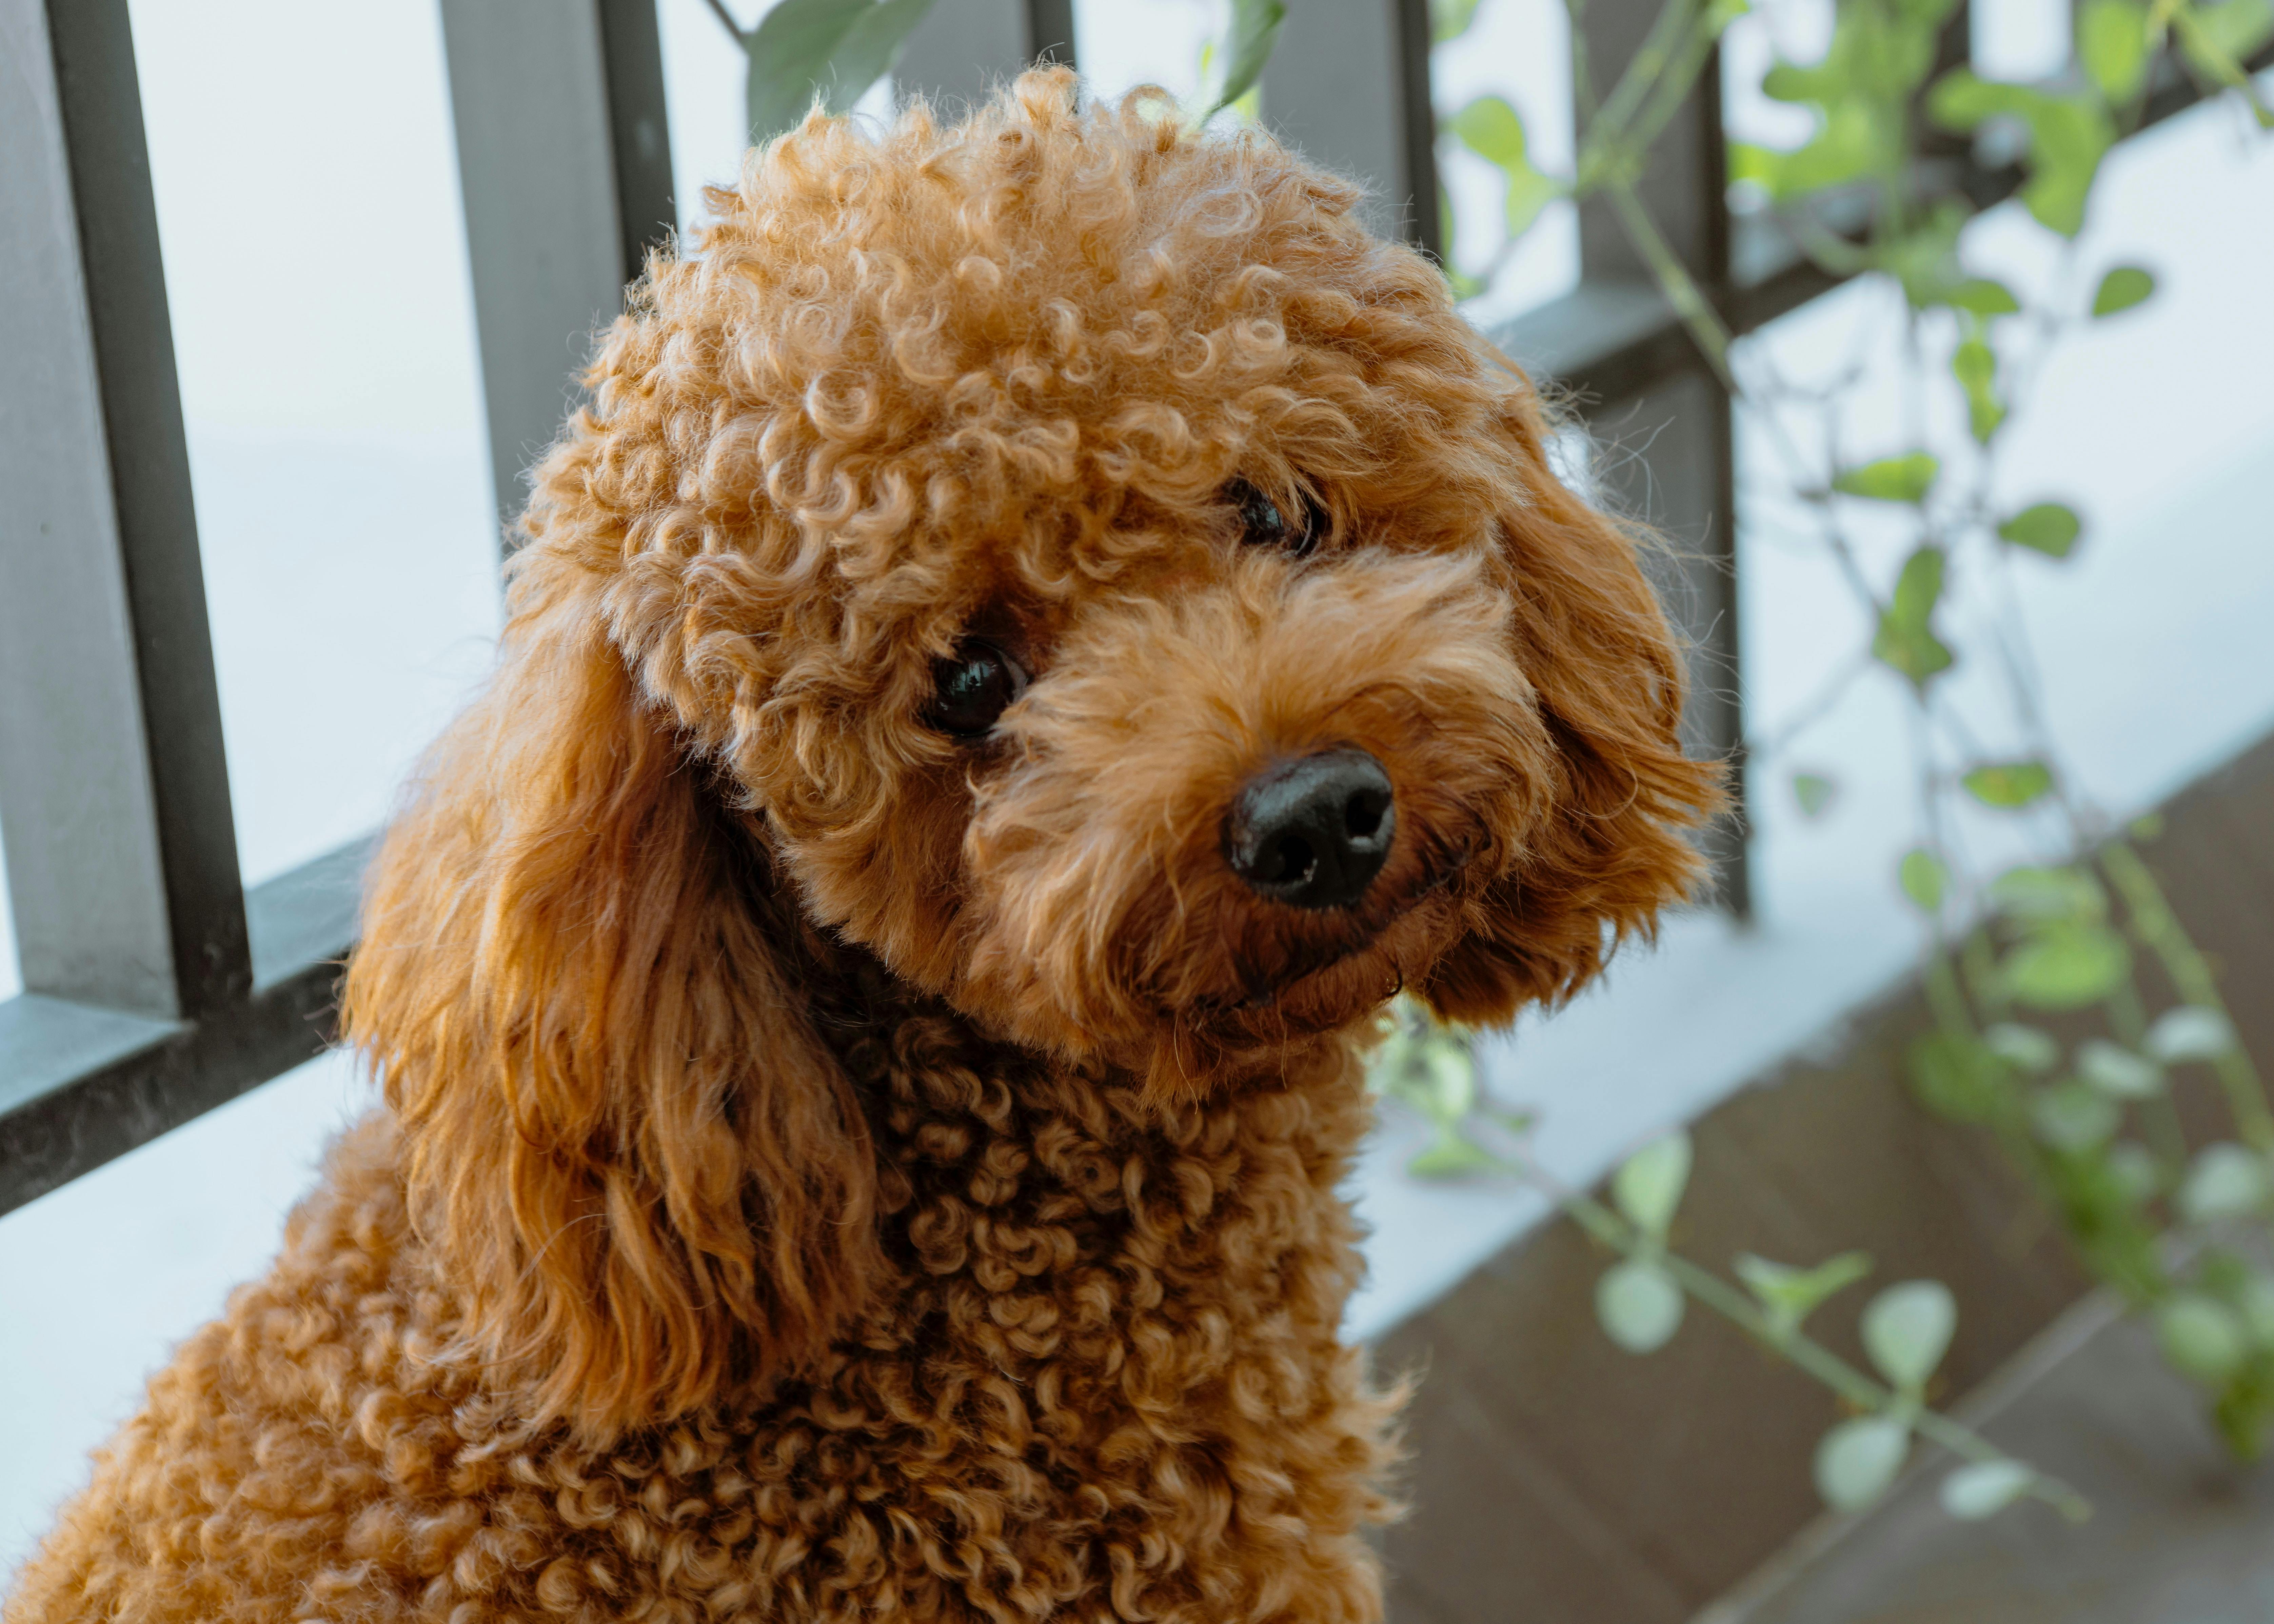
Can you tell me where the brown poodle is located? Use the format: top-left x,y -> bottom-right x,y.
7,72 -> 1713,1624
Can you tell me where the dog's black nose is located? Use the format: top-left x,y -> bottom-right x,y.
1224,749 -> 1397,910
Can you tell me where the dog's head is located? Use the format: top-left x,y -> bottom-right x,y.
346,71 -> 1716,1440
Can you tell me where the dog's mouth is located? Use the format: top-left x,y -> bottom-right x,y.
1226,842 -> 1477,1011
1140,835 -> 1487,1063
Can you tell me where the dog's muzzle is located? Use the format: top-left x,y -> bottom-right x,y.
1221,748 -> 1397,910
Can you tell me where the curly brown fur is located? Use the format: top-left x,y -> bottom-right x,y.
8,71 -> 1716,1624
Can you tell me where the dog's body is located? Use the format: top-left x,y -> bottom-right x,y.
13,1025 -> 1388,1624
9,74 -> 1712,1624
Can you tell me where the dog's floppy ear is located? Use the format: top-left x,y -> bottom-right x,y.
1423,379 -> 1724,1023
343,561 -> 880,1443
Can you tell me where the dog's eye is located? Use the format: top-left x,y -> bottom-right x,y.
1225,477 -> 1322,557
927,640 -> 1029,739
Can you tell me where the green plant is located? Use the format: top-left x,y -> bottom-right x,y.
709,0 -> 1287,144
1369,999 -> 2091,1519
1400,0 -> 2274,1486
704,0 -> 938,144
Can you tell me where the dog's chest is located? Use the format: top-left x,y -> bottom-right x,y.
864,1034 -> 1372,1383
528,1036 -> 1391,1620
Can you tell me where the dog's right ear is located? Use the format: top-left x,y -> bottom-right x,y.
342,559 -> 882,1443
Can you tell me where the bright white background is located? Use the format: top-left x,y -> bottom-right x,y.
3,0 -> 2271,1579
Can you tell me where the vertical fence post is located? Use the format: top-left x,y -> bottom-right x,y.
1572,0 -> 1749,913
0,0 -> 250,1020
895,0 -> 1076,113
439,0 -> 675,537
1258,0 -> 1441,257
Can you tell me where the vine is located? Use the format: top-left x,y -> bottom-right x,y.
1385,0 -> 2274,1514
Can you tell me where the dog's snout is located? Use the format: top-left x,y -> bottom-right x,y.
1223,749 -> 1396,910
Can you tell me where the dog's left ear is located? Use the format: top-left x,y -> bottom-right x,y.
1423,379 -> 1725,1023
344,563 -> 882,1442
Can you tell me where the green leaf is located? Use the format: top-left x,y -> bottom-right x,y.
1815,1416 -> 1911,1510
2172,0 -> 2274,127
2106,1141 -> 2164,1204
2235,1270 -> 2274,1347
1748,0 -> 1958,208
1736,1251 -> 1874,1339
2079,0 -> 2153,101
2187,0 -> 2274,64
1421,1040 -> 1478,1121
1988,864 -> 2105,924
1899,847 -> 1948,913
1961,760 -> 2054,808
1431,0 -> 1486,42
2077,1038 -> 2163,1098
1407,1131 -> 1504,1178
1863,1280 -> 1957,1391
1909,1032 -> 2011,1122
1793,772 -> 1837,818
1834,452 -> 1941,503
1997,502 -> 2082,558
1952,335 -> 2004,442
2147,1005 -> 2237,1062
2031,1081 -> 2121,1152
1946,277 -> 2021,318
1198,0 -> 1288,119
744,0 -> 936,143
1436,185 -> 1486,298
2179,1143 -> 2271,1222
2158,1293 -> 2249,1383
1448,96 -> 1561,242
2042,1147 -> 2165,1296
1596,1260 -> 1686,1352
1874,547 -> 1954,687
1875,201 -> 1971,308
2090,265 -> 2157,316
1940,1459 -> 2036,1519
1928,72 -> 2115,235
1984,1022 -> 2060,1073
2018,95 -> 2116,234
1613,1130 -> 1693,1239
2003,923 -> 2131,1009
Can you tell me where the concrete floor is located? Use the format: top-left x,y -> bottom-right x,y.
1704,1294 -> 2274,1624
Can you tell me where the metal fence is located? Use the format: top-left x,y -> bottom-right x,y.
0,0 -> 2253,1216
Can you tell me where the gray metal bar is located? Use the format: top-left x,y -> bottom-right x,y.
1258,0 -> 1441,258
896,0 -> 1047,114
597,0 -> 678,285
1587,368 -> 1746,902
439,0 -> 652,530
1026,0 -> 1075,66
1573,12 -> 1727,283
1569,0 -> 1746,911
0,834 -> 370,1218
0,0 -> 250,1018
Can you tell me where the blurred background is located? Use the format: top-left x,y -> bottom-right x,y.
3,0 -> 2271,1617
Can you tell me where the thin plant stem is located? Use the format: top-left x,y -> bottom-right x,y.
2101,840 -> 2274,1151
1751,650 -> 1872,760
703,0 -> 747,45
1605,180 -> 1738,391
1585,0 -> 1706,159
1514,1149 -> 2094,1522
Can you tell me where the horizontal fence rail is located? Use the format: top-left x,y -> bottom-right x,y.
1,0 -> 2265,1219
